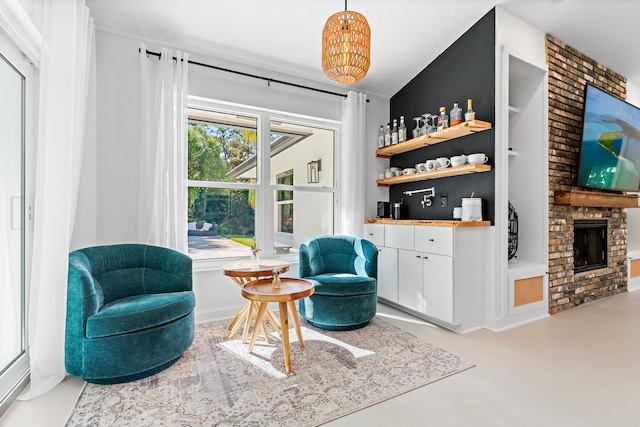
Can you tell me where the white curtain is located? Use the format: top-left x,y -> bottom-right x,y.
139,43 -> 188,252
339,91 -> 367,237
19,0 -> 95,400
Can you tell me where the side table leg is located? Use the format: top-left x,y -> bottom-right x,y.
279,302 -> 291,373
248,302 -> 268,354
227,302 -> 250,339
288,300 -> 304,347
242,302 -> 257,344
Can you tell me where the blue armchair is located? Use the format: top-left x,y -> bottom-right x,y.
298,235 -> 378,331
66,244 -> 195,384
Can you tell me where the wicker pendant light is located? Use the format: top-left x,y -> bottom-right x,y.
322,0 -> 370,84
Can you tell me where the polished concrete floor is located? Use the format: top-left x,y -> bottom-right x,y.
2,290 -> 639,427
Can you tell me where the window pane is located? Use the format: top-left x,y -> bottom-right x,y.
187,187 -> 255,259
273,191 -> 333,255
188,109 -> 257,183
269,121 -> 334,187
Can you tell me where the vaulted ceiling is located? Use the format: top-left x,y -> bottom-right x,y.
86,0 -> 640,98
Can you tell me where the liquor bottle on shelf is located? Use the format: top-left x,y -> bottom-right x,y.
384,123 -> 391,146
391,119 -> 399,145
450,102 -> 462,126
398,116 -> 407,142
437,106 -> 449,131
465,99 -> 476,122
377,125 -> 384,148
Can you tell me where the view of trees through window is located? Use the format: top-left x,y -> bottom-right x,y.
186,104 -> 336,260
188,121 -> 256,235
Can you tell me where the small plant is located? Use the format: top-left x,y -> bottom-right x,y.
250,238 -> 260,256
272,267 -> 283,277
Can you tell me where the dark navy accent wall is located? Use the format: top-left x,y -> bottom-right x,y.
389,9 -> 496,223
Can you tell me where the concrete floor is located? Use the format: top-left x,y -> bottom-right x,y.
2,290 -> 639,427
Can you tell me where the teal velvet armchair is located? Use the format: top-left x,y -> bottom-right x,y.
298,235 -> 378,331
66,244 -> 195,384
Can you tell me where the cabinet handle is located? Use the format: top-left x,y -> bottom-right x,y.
368,233 -> 373,236
415,255 -> 421,259
428,238 -> 434,242
422,256 -> 429,259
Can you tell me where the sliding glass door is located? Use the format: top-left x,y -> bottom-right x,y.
0,34 -> 31,413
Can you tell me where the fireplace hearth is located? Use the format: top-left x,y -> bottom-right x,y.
573,220 -> 607,273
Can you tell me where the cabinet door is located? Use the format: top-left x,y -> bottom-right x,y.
364,223 -> 384,247
398,250 -> 424,312
377,247 -> 398,302
422,253 -> 454,323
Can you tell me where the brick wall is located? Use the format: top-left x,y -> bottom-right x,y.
546,35 -> 628,314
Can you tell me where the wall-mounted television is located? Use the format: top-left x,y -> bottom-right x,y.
577,84 -> 640,192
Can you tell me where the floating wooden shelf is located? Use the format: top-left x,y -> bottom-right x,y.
375,120 -> 492,158
376,164 -> 492,187
554,190 -> 640,208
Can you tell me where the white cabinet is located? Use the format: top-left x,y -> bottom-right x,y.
399,249 -> 454,323
364,223 -> 384,247
372,223 -> 488,332
423,253 -> 454,323
377,247 -> 398,302
398,250 -> 424,312
385,224 -> 414,250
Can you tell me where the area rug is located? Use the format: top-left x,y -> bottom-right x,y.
65,317 -> 473,426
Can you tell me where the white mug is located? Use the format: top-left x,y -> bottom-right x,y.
426,159 -> 437,171
416,163 -> 428,173
403,168 -> 416,175
436,157 -> 451,169
468,153 -> 488,164
385,171 -> 394,178
453,207 -> 462,219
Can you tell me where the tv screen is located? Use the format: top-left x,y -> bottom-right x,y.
577,84 -> 640,192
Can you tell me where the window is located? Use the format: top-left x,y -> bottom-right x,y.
186,99 -> 337,261
276,170 -> 293,234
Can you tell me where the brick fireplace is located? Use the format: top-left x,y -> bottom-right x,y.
546,35 -> 628,314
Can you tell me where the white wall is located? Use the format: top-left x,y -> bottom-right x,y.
624,81 -> 640,251
82,29 -> 389,322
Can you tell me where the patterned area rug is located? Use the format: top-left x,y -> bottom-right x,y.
66,317 -> 473,426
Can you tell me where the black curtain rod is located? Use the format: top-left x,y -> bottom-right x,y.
139,48 -> 368,101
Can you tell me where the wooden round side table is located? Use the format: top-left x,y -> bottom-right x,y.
241,278 -> 314,373
221,259 -> 289,342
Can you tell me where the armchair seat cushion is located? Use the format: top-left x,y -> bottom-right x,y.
86,291 -> 195,339
304,274 -> 376,296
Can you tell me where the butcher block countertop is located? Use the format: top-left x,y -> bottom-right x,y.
365,218 -> 491,227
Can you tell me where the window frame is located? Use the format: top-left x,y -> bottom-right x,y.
187,96 -> 340,270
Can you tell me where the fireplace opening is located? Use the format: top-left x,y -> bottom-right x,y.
574,220 -> 608,273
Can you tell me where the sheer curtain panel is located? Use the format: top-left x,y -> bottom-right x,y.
19,0 -> 95,400
139,43 -> 188,252
339,91 -> 367,237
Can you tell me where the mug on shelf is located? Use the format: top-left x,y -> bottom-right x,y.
378,172 -> 385,180
436,157 -> 451,169
426,159 -> 437,171
450,155 -> 467,167
416,163 -> 428,173
468,153 -> 489,164
385,171 -> 394,178
403,168 -> 416,175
